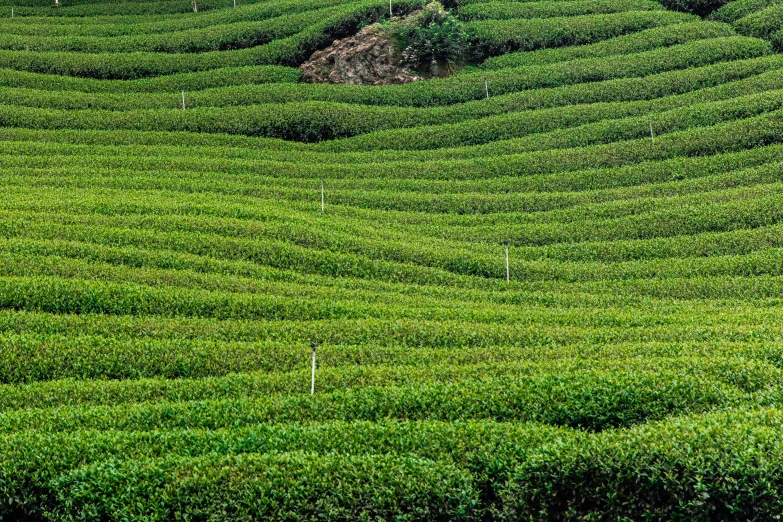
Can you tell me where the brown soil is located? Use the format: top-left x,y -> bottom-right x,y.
300,23 -> 421,85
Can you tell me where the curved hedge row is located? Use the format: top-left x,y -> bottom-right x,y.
459,0 -> 663,21
316,67 -> 783,150
733,3 -> 783,38
711,0 -> 782,21
480,21 -> 736,68
1,1 -> 782,518
50,452 -> 478,522
466,10 -> 696,57
0,0 -> 349,37
0,0 -> 427,78
0,108 -> 781,186
0,356 -> 773,410
0,65 -> 303,93
0,421 -> 565,519
2,0 -> 278,17
0,370 -> 747,433
0,37 -> 769,118
0,38 -> 767,142
501,410 -> 783,521
0,8 -> 343,53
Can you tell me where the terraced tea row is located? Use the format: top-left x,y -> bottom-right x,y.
3,0 -> 783,519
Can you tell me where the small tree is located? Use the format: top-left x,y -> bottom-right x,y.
388,2 -> 467,76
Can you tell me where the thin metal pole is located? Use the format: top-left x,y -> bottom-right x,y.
181,89 -> 186,110
504,242 -> 509,282
484,77 -> 489,99
648,115 -> 654,146
311,342 -> 317,395
320,179 -> 325,212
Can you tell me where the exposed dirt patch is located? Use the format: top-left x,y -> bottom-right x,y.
300,23 -> 422,86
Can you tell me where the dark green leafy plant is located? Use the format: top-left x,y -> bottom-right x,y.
388,2 -> 468,75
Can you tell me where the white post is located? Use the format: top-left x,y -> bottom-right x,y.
181,89 -> 186,110
54,0 -> 58,7
311,342 -> 317,395
191,0 -> 197,12
389,0 -> 392,16
321,178 -> 325,212
648,115 -> 654,146
484,77 -> 489,99
234,0 -> 236,6
504,241 -> 510,282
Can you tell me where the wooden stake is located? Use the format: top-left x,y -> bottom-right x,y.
504,241 -> 510,282
321,179 -> 325,212
181,89 -> 186,110
648,115 -> 655,146
311,342 -> 317,395
484,77 -> 489,99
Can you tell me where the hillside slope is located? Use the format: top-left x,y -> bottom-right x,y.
3,0 -> 783,520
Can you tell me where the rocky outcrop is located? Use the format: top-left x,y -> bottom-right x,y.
300,23 -> 421,85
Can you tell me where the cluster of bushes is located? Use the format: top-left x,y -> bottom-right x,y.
48,452 -> 477,522
0,370 -> 750,433
0,8 -> 343,53
0,36 -> 769,119
3,125 -> 781,192
0,0 -> 429,78
3,0 -> 273,17
2,411 -> 783,520
0,37 -> 767,142
1,108 -> 782,188
0,420 -> 563,520
5,355 -> 783,413
501,410 -> 783,520
0,0 -> 348,37
318,62 -> 783,151
466,10 -> 694,58
459,0 -> 663,21
0,290 -> 779,345
734,3 -> 783,38
710,0 -> 780,22
3,3 -> 783,520
0,66 -> 302,93
480,21 -> 735,68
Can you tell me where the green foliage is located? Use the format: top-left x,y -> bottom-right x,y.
0,374 -> 740,434
49,453 -> 479,522
0,421 -> 564,519
0,0 -> 430,78
466,10 -> 695,58
657,0 -> 729,15
0,37 -> 766,142
387,2 -> 469,73
459,0 -> 664,21
500,410 -> 783,520
480,21 -> 736,68
0,0 -> 782,519
710,0 -> 783,21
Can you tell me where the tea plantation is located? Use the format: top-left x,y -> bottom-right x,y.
3,0 -> 783,519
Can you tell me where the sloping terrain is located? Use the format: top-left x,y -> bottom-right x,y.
3,0 -> 783,520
